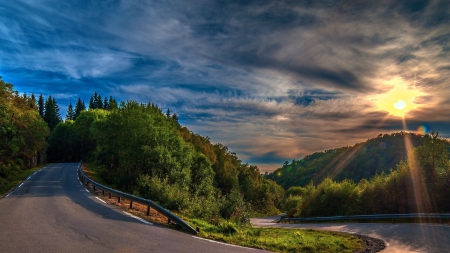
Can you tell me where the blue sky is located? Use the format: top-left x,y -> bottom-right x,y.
1,0 -> 450,172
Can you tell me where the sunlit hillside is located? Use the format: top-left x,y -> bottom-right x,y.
266,132 -> 431,188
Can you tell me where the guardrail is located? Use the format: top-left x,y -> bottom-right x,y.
77,163 -> 198,234
278,213 -> 450,224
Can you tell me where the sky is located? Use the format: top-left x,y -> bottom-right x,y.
1,0 -> 450,173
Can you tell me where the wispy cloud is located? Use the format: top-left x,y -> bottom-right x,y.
1,0 -> 449,172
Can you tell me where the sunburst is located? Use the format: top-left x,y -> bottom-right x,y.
374,80 -> 425,118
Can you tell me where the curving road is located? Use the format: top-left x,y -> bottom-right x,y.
251,216 -> 450,253
0,163 -> 268,253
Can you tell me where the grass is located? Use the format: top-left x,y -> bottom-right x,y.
0,164 -> 48,197
188,218 -> 363,253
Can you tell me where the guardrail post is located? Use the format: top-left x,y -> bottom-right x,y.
130,201 -> 133,209
102,190 -> 105,195
168,219 -> 171,224
147,206 -> 151,216
118,196 -> 121,203
109,193 -> 111,198
93,185 -> 96,191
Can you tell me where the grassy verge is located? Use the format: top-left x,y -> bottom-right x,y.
188,218 -> 363,253
0,164 -> 48,197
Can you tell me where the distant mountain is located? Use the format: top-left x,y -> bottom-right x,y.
266,132 -> 424,189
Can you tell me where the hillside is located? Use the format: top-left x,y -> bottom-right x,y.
266,132 -> 424,188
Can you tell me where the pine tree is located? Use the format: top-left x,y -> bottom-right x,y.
30,93 -> 37,109
74,97 -> 86,120
38,94 -> 44,118
89,95 -> 95,109
43,96 -> 62,131
95,93 -> 103,109
66,103 -> 75,121
103,97 -> 109,110
109,96 -> 118,109
89,91 -> 103,109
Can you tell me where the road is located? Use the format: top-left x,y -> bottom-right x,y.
0,163 -> 267,253
251,216 -> 450,253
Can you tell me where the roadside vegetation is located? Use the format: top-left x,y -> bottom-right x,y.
0,77 -> 50,194
189,218 -> 362,253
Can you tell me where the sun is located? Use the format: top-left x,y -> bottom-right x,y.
374,79 -> 425,118
393,99 -> 406,110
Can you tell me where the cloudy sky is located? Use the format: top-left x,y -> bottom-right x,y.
1,0 -> 449,172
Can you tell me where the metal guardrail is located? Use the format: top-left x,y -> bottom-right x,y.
77,163 -> 198,234
279,213 -> 450,224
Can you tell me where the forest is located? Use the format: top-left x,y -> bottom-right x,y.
266,132 -> 424,188
279,131 -> 450,217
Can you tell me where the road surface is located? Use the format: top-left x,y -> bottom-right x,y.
251,216 -> 450,253
0,163 -> 267,253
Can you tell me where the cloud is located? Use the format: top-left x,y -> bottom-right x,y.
1,0 -> 449,172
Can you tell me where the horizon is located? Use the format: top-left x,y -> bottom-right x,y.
1,1 -> 450,173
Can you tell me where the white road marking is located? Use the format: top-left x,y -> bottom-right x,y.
192,236 -> 255,250
95,197 -> 107,203
26,176 -> 31,180
79,182 -> 83,186
18,183 -> 24,188
5,193 -> 11,198
123,211 -> 153,225
85,188 -> 89,193
33,172 -> 37,175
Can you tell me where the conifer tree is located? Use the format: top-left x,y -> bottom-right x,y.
30,93 -> 37,109
38,94 -> 44,118
109,96 -> 118,109
103,97 -> 109,110
43,96 -> 62,131
89,91 -> 103,109
74,97 -> 86,120
66,103 -> 75,121
95,93 -> 103,109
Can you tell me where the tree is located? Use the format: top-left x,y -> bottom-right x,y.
89,91 -> 103,109
43,96 -> 62,131
38,94 -> 44,118
109,96 -> 118,109
0,77 -> 49,171
103,97 -> 109,110
74,97 -> 86,120
417,131 -> 449,184
65,103 -> 75,121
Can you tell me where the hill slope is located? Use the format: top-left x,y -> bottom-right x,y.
266,132 -> 424,188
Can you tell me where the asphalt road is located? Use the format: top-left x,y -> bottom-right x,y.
251,216 -> 450,253
0,163 -> 268,253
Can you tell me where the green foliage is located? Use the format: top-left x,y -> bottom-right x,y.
45,93 -> 284,219
283,132 -> 450,217
267,132 -> 424,189
0,77 -> 50,191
